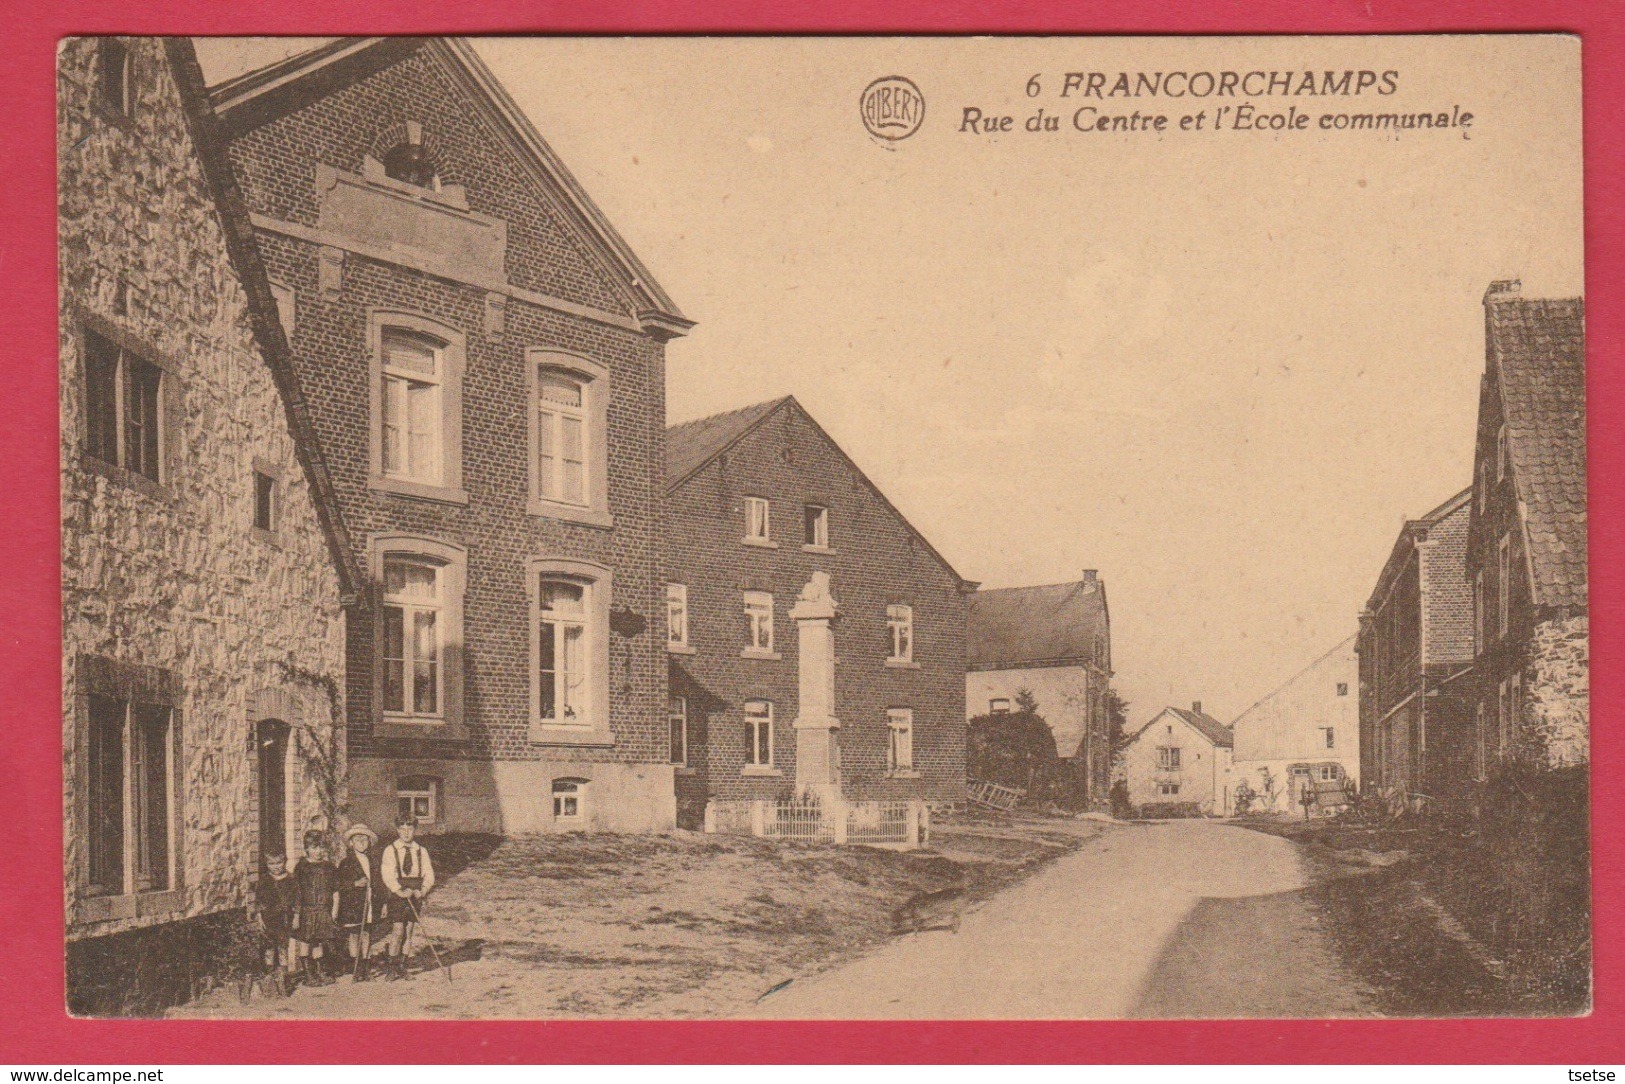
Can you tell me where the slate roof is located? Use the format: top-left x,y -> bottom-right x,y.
665,396 -> 791,488
968,579 -> 1108,670
1129,706 -> 1234,750
1488,290 -> 1587,610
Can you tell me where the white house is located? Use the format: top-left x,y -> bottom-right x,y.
1230,636 -> 1361,814
1121,704 -> 1234,815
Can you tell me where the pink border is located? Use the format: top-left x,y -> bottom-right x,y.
4,0 -> 1618,1063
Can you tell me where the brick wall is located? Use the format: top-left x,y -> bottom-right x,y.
59,38 -> 347,944
667,402 -> 969,809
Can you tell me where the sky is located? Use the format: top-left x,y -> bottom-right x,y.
196,36 -> 1583,728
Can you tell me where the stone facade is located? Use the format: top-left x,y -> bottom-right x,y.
211,39 -> 689,834
666,398 -> 971,825
59,38 -> 349,1010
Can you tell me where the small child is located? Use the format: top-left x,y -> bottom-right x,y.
246,853 -> 296,999
335,823 -> 381,982
290,829 -> 340,988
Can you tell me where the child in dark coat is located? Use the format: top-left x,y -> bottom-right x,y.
335,823 -> 383,982
245,853 -> 297,998
290,830 -> 340,987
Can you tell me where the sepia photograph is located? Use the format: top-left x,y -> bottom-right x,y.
57,33 -> 1586,1022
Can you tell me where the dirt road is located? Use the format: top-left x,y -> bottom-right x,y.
752,819 -> 1377,1019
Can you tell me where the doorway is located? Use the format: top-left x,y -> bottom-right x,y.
256,719 -> 290,866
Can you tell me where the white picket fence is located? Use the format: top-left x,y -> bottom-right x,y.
704,797 -> 929,848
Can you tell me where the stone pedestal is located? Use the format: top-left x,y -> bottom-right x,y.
790,571 -> 842,806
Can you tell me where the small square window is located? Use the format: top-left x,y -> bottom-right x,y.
253,471 -> 277,532
989,698 -> 1011,715
396,777 -> 438,827
804,504 -> 829,548
1335,683 -> 1349,697
552,778 -> 587,822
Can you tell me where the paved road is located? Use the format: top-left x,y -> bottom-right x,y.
751,819 -> 1375,1019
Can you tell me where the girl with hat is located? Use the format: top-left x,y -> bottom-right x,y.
336,823 -> 383,982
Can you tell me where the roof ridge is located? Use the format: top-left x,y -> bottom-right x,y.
667,395 -> 793,434
1229,634 -> 1357,726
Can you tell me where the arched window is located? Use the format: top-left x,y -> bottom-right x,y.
529,353 -> 610,525
369,314 -> 466,504
382,141 -> 438,189
382,554 -> 446,719
528,558 -> 612,743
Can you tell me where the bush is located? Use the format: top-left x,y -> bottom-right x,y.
1136,801 -> 1203,820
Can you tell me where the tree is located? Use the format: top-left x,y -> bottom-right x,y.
1107,690 -> 1131,754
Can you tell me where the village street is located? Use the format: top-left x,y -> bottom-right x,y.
753,820 -> 1375,1019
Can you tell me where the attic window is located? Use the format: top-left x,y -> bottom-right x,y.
382,142 -> 438,190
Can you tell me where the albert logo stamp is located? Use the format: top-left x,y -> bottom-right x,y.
861,75 -> 925,140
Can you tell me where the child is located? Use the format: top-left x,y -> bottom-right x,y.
290,829 -> 340,988
335,823 -> 382,982
379,812 -> 435,981
246,853 -> 296,999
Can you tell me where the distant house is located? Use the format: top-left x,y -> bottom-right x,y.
966,574 -> 1113,807
1356,488 -> 1475,808
665,396 -> 974,828
60,38 -> 355,1013
1121,704 -> 1234,815
1231,637 -> 1360,814
1466,281 -> 1586,779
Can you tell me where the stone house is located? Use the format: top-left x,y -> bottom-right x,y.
966,575 -> 1113,807
59,38 -> 356,1013
207,38 -> 691,834
1121,704 -> 1234,815
1230,636 -> 1360,814
1466,281 -> 1587,777
664,397 -> 974,827
1356,487 -> 1476,808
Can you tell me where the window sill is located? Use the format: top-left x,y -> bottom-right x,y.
376,717 -> 468,743
81,453 -> 171,503
675,765 -> 699,776
802,544 -> 835,555
742,766 -> 782,777
530,725 -> 615,748
528,498 -> 614,529
667,643 -> 698,656
74,887 -> 185,927
885,659 -> 921,670
741,537 -> 779,549
370,475 -> 470,506
740,649 -> 783,662
887,769 -> 923,780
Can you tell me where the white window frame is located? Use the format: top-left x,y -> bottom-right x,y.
396,779 -> 438,827
1474,570 -> 1486,655
528,557 -> 613,745
745,700 -> 774,768
743,496 -> 773,545
666,583 -> 690,651
381,555 -> 445,721
743,590 -> 776,657
1319,765 -> 1338,782
989,698 -> 1011,715
886,604 -> 915,665
804,503 -> 830,549
668,696 -> 688,767
887,708 -> 914,773
381,330 -> 444,485
551,778 -> 588,825
1497,534 -> 1512,639
1157,746 -> 1182,771
1474,701 -> 1488,781
528,352 -> 611,526
1159,782 -> 1181,797
368,313 -> 466,504
370,535 -> 466,740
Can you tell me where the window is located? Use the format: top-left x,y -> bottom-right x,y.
989,698 -> 1011,715
382,557 -> 443,720
1474,571 -> 1486,655
253,470 -> 277,532
536,369 -> 587,506
396,777 -> 438,827
745,701 -> 774,767
1319,765 -> 1340,782
744,591 -> 774,655
1474,701 -> 1488,780
1157,747 -> 1182,771
382,142 -> 437,189
887,708 -> 914,772
666,583 -> 689,650
1321,727 -> 1336,750
552,779 -> 586,822
97,38 -> 133,117
886,604 -> 914,664
1498,679 -> 1511,756
1508,673 -> 1522,755
537,578 -> 589,724
86,695 -> 172,897
380,328 -> 444,485
528,353 -> 609,524
1478,459 -> 1488,512
1335,683 -> 1349,697
669,696 -> 688,766
1497,534 -> 1512,638
744,497 -> 771,543
804,504 -> 829,548
1496,423 -> 1508,482
1158,783 -> 1181,797
83,328 -> 163,483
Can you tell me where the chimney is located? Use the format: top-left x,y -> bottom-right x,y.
1484,279 -> 1522,306
1192,700 -> 1202,715
1081,569 -> 1098,586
